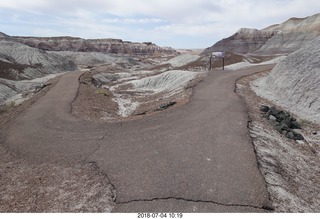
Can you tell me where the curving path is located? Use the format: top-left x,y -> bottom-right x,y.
3,65 -> 275,212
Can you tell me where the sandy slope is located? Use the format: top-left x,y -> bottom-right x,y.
252,36 -> 320,123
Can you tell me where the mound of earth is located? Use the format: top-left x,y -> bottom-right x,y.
72,54 -> 207,122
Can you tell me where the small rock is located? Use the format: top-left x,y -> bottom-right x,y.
284,112 -> 291,118
282,117 -> 292,126
280,122 -> 290,131
277,111 -> 287,121
290,121 -> 302,129
269,115 -> 277,121
292,131 -> 304,141
282,130 -> 288,136
295,133 -> 305,141
286,132 -> 295,139
159,102 -> 176,110
275,124 -> 283,132
260,105 -> 270,113
269,106 -> 280,116
136,111 -> 147,116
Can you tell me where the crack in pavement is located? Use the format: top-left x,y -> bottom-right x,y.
89,161 -> 274,212
116,197 -> 275,211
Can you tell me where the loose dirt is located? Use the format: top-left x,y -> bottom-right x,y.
236,71 -> 320,212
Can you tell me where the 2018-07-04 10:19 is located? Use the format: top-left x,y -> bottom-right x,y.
137,213 -> 183,218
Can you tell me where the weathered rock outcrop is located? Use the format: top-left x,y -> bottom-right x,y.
256,15 -> 320,54
6,35 -> 178,57
48,51 -> 147,69
0,40 -> 78,103
203,28 -> 276,54
0,32 -> 9,40
203,13 -> 320,55
0,41 -> 77,80
252,36 -> 320,124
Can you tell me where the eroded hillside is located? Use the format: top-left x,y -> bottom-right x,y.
203,13 -> 320,55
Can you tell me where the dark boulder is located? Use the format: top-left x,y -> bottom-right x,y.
282,117 -> 292,127
159,102 -> 176,110
268,115 -> 277,122
260,105 -> 270,113
275,122 -> 290,133
282,130 -> 288,136
286,132 -> 295,139
269,106 -> 281,117
276,111 -> 287,121
295,133 -> 305,141
290,121 -> 302,129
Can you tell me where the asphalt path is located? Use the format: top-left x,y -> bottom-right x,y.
3,64 -> 275,212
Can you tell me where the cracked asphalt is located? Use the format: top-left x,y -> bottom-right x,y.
3,64 -> 275,212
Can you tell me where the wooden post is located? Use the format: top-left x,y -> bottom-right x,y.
209,55 -> 212,70
222,58 -> 225,70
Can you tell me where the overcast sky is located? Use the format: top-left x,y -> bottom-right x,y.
0,0 -> 319,49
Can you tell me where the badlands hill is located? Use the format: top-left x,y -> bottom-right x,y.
203,13 -> 320,55
2,32 -> 178,57
252,36 -> 320,123
0,41 -> 77,80
0,40 -> 78,103
0,30 -> 180,104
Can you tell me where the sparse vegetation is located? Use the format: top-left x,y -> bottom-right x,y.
95,88 -> 110,96
0,105 -> 7,114
298,118 -> 312,127
10,101 -> 16,108
0,101 -> 17,115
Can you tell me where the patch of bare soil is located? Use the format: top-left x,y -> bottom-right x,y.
0,77 -> 116,212
130,74 -> 204,118
0,60 -> 30,80
0,148 -> 115,212
72,70 -> 119,122
236,71 -> 320,212
71,68 -> 206,122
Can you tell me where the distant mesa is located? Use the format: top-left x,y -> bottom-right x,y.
0,33 -> 178,57
203,13 -> 320,55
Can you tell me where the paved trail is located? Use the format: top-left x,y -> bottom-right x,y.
4,65 -> 275,212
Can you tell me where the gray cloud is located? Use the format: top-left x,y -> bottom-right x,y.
0,0 -> 319,48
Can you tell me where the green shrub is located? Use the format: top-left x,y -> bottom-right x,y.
299,118 -> 311,127
10,101 -> 16,108
0,105 -> 8,114
95,88 -> 109,96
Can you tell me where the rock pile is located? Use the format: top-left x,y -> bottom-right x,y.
260,105 -> 304,140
